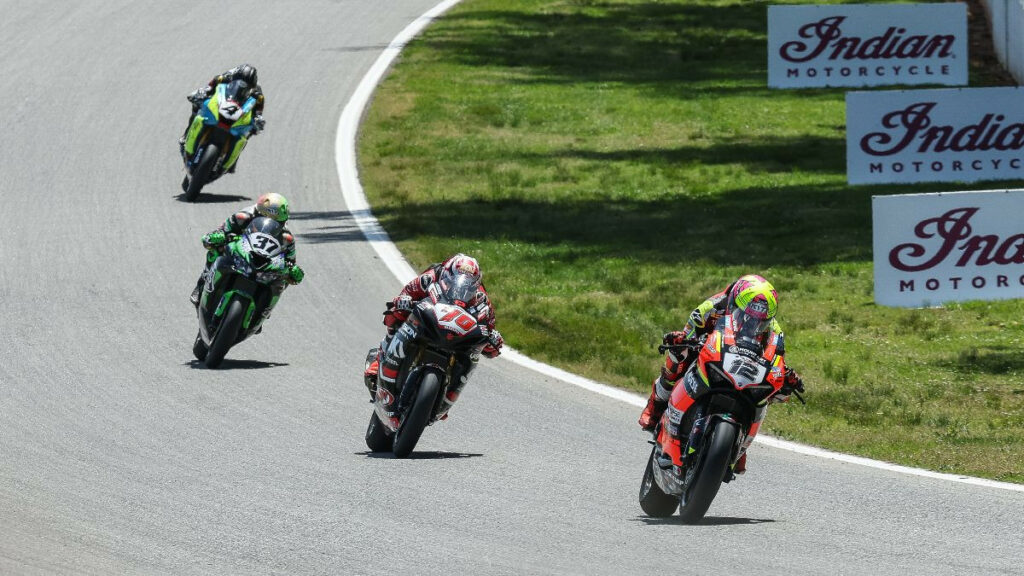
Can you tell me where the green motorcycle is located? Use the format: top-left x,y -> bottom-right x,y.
193,216 -> 291,368
181,79 -> 257,202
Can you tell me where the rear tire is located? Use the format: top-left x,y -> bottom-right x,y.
391,372 -> 441,458
185,144 -> 219,202
677,419 -> 737,524
639,446 -> 679,517
204,298 -> 244,369
365,412 -> 392,453
192,332 -> 208,361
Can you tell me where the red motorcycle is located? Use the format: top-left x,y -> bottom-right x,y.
638,316 -> 803,522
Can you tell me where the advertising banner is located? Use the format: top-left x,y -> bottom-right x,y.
848,87 -> 1024,185
768,3 -> 967,88
873,189 -> 1024,307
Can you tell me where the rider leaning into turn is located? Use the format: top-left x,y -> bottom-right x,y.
638,274 -> 804,475
179,63 -> 266,169
364,254 -> 504,421
190,192 -> 304,307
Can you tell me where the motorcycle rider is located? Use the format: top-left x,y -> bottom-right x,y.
638,274 -> 804,474
190,192 -> 304,309
363,254 -> 503,422
179,64 -> 266,171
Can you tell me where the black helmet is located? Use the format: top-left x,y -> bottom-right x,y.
235,64 -> 258,86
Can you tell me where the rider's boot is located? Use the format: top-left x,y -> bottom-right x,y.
190,275 -> 204,306
638,377 -> 670,431
734,452 -> 747,475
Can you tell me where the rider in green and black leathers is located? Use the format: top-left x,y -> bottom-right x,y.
190,192 -> 304,309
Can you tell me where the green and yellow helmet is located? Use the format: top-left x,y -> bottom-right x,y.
256,192 -> 289,223
728,274 -> 778,337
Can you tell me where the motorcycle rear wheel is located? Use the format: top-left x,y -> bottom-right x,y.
639,446 -> 679,517
677,419 -> 738,524
365,412 -> 392,453
204,298 -> 243,369
185,144 -> 219,202
391,372 -> 441,458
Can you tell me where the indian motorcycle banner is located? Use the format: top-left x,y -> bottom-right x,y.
873,189 -> 1024,307
768,3 -> 967,88
848,87 -> 1024,185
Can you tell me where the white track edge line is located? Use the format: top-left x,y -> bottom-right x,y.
334,0 -> 1024,493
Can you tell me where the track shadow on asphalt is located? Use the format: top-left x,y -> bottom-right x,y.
185,359 -> 290,369
634,516 -> 775,526
290,210 -> 369,244
173,193 -> 252,204
357,451 -> 483,460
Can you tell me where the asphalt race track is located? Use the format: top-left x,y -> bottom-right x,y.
1,1 -> 1022,574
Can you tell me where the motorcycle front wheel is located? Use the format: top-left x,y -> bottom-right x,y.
678,419 -> 738,524
185,143 -> 219,202
204,298 -> 243,369
391,371 -> 441,458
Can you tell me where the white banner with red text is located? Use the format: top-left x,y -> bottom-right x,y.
768,3 -> 967,88
873,189 -> 1024,307
848,87 -> 1024,185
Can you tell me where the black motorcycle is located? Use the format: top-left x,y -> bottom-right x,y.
365,274 -> 490,457
193,217 -> 290,368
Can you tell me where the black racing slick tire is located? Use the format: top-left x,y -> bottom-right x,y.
185,144 -> 219,202
365,412 -> 392,453
391,372 -> 442,458
639,446 -> 679,517
677,419 -> 738,524
204,298 -> 244,369
192,331 -> 208,361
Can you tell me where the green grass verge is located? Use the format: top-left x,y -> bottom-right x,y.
358,0 -> 1024,482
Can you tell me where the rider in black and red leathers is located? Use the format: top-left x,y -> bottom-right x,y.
639,274 -> 804,474
364,254 -> 503,421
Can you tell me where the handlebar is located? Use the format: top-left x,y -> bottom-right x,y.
657,341 -> 701,355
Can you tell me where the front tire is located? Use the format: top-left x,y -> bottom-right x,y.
365,412 -> 392,452
185,144 -> 219,202
391,372 -> 442,458
677,419 -> 738,524
639,446 -> 679,517
204,298 -> 244,369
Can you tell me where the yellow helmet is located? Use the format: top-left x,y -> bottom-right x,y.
256,192 -> 289,223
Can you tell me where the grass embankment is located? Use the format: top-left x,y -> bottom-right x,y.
359,0 -> 1024,482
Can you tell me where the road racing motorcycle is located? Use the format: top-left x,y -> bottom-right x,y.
181,79 -> 257,201
364,274 -> 491,458
192,216 -> 291,368
638,316 -> 803,523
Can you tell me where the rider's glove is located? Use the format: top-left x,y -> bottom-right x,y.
482,330 -> 503,358
783,368 -> 804,394
188,87 -> 210,103
253,115 -> 266,135
662,331 -> 690,347
202,230 -> 227,248
286,264 -> 304,285
393,295 -> 414,312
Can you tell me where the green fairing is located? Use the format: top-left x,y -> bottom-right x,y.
241,299 -> 258,329
223,137 -> 248,171
184,114 -> 206,155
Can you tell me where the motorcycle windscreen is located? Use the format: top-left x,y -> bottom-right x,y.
223,79 -> 252,103
439,273 -> 479,307
241,217 -> 286,270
